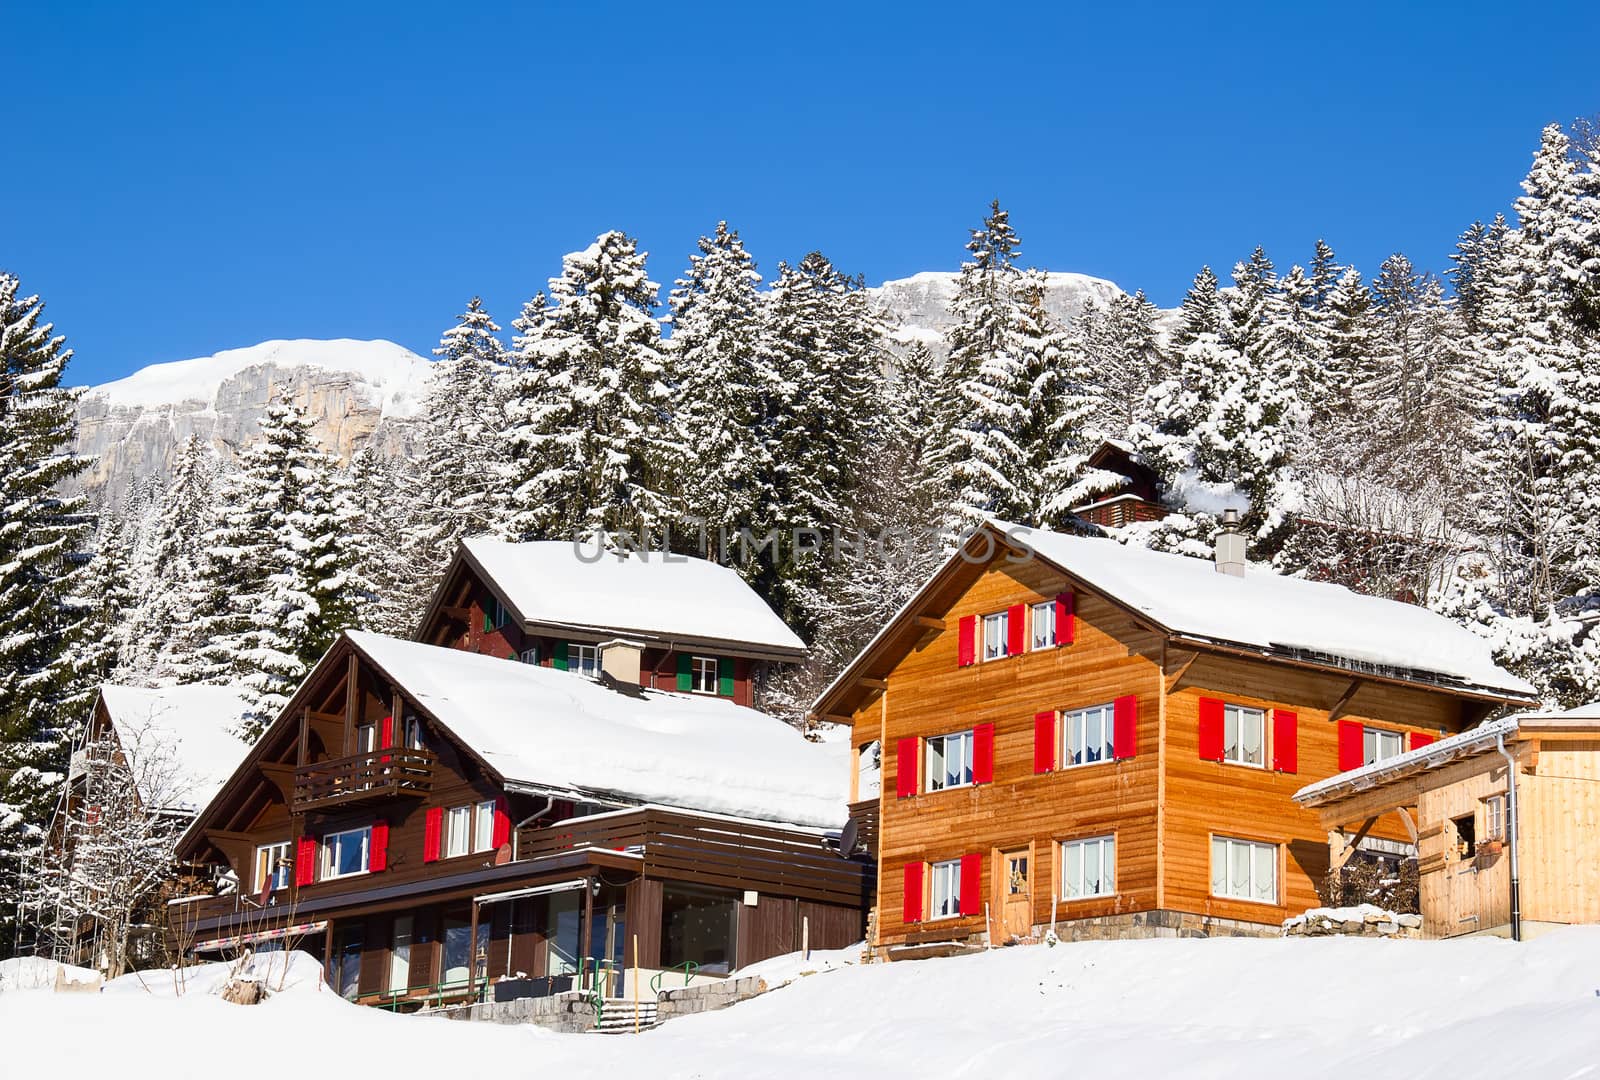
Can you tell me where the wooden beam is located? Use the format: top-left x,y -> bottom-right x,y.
308,710 -> 343,725
819,713 -> 854,726
297,709 -> 309,767
1331,817 -> 1378,871
439,605 -> 471,622
343,653 -> 360,756
1164,650 -> 1200,692
1314,782 -> 1423,829
260,762 -> 295,801
859,678 -> 889,693
1327,679 -> 1363,723
912,616 -> 943,632
1395,806 -> 1419,845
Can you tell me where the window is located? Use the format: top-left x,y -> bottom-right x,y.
857,740 -> 882,800
445,805 -> 472,858
1062,835 -> 1115,899
323,826 -> 371,879
1364,727 -> 1405,765
389,915 -> 413,994
474,800 -> 496,853
356,723 -> 376,754
1062,703 -> 1115,766
924,730 -> 975,792
1031,600 -> 1056,650
1211,836 -> 1277,903
982,611 -> 1009,661
927,859 -> 962,920
691,656 -> 718,694
485,597 -> 509,632
661,884 -> 740,975
1454,813 -> 1476,858
570,643 -> 600,677
520,645 -> 540,665
1223,704 -> 1266,767
1484,795 -> 1505,841
402,715 -> 425,751
254,841 -> 292,893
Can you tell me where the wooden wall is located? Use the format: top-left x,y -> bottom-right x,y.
1520,740 -> 1600,924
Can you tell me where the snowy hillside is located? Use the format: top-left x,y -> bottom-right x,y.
71,339 -> 434,507
868,269 -> 1125,351
7,931 -> 1600,1079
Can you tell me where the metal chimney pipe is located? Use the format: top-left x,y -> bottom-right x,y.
1215,509 -> 1247,577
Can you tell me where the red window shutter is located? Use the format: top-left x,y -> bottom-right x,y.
294,836 -> 317,887
903,863 -> 924,923
1272,710 -> 1299,773
369,820 -> 389,872
1198,696 -> 1225,761
959,853 -> 982,916
423,806 -> 443,863
957,615 -> 976,667
1056,591 -> 1075,645
1034,711 -> 1056,773
1337,720 -> 1364,771
1113,695 -> 1138,759
492,796 -> 511,848
973,723 -> 995,784
379,716 -> 394,749
1006,604 -> 1025,656
896,737 -> 919,798
1409,731 -> 1435,751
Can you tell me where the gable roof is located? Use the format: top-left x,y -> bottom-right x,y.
425,538 -> 807,659
812,521 -> 1535,720
351,631 -> 844,828
96,684 -> 254,813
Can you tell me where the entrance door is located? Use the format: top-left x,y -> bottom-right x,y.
999,849 -> 1033,943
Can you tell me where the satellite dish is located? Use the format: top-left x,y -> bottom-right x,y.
838,817 -> 859,857
494,843 -> 512,866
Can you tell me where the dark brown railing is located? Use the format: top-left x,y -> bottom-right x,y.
292,749 -> 436,813
846,799 -> 880,857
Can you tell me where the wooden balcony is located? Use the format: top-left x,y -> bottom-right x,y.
292,749 -> 436,814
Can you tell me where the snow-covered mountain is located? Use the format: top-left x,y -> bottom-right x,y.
71,339 -> 434,508
868,270 -> 1126,353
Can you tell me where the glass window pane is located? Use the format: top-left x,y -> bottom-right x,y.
1065,842 -> 1082,898
1086,710 -> 1103,762
1231,840 -> 1250,897
1103,837 -> 1115,893
960,732 -> 974,785
927,739 -> 945,791
1211,838 -> 1227,897
1253,844 -> 1275,902
1224,709 -> 1239,762
1242,711 -> 1263,765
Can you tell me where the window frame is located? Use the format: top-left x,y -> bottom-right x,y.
355,722 -> 376,754
981,611 -> 1009,662
1030,600 -> 1056,651
519,645 -> 540,665
473,800 -> 496,853
923,729 -> 976,793
1483,794 -> 1505,841
401,715 -> 425,751
1363,726 -> 1405,766
1061,702 -> 1116,768
444,805 -> 472,859
1209,835 -> 1278,904
570,642 -> 600,677
1222,703 -> 1267,769
322,826 -> 372,881
690,656 -> 719,695
1060,834 -> 1116,901
926,858 -> 963,921
254,840 -> 292,893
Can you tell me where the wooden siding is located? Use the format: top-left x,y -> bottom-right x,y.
1519,740 -> 1600,924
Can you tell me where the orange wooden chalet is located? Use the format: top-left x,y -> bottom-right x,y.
811,518 -> 1535,957
414,537 -> 808,706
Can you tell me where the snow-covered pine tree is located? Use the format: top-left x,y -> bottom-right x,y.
0,272 -> 95,955
1085,289 -> 1167,436
1450,217 -> 1508,335
140,436 -> 221,683
1172,265 -> 1223,349
505,233 -> 680,542
347,446 -> 425,636
1011,270 -> 1100,525
940,200 -> 1036,531
665,222 -> 774,550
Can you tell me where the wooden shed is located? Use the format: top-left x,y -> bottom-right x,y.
1295,706 -> 1600,940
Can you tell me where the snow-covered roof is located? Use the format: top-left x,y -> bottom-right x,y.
97,684 -> 254,813
1002,523 -> 1535,698
1295,703 -> 1600,805
458,537 -> 807,657
346,631 -> 845,828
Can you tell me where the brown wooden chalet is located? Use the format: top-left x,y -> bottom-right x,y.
174,630 -> 867,1007
415,537 -> 808,707
1067,441 -> 1172,529
811,519 -> 1536,958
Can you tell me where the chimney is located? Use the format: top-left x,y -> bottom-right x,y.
1214,508 -> 1247,578
599,638 -> 644,686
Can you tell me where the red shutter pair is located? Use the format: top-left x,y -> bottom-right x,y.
369,820 -> 390,872
1198,697 -> 1299,772
1337,720 -> 1364,772
897,726 -> 995,794
901,854 -> 982,923
294,835 -> 317,887
423,805 -> 444,863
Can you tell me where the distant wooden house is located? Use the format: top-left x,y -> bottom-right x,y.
1064,442 -> 1173,529
172,629 -> 868,1007
414,538 -> 809,708
811,519 -> 1534,957
1295,706 -> 1600,940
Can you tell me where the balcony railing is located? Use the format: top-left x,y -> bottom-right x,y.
292,748 -> 436,813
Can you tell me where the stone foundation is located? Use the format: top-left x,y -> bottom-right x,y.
656,974 -> 768,1019
442,991 -> 598,1032
1281,906 -> 1422,939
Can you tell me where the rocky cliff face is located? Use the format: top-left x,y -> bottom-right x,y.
69,339 -> 433,509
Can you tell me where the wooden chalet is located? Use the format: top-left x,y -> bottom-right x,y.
811,519 -> 1536,957
414,537 -> 808,707
172,630 -> 868,1007
1296,705 -> 1600,940
1066,441 -> 1172,529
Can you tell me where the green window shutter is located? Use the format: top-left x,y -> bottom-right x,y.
483,609 -> 493,634
552,641 -> 569,671
676,652 -> 693,692
718,657 -> 735,697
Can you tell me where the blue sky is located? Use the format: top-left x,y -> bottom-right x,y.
4,1 -> 1597,386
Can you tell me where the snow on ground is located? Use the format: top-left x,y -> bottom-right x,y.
7,932 -> 1600,1078
0,956 -> 99,992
